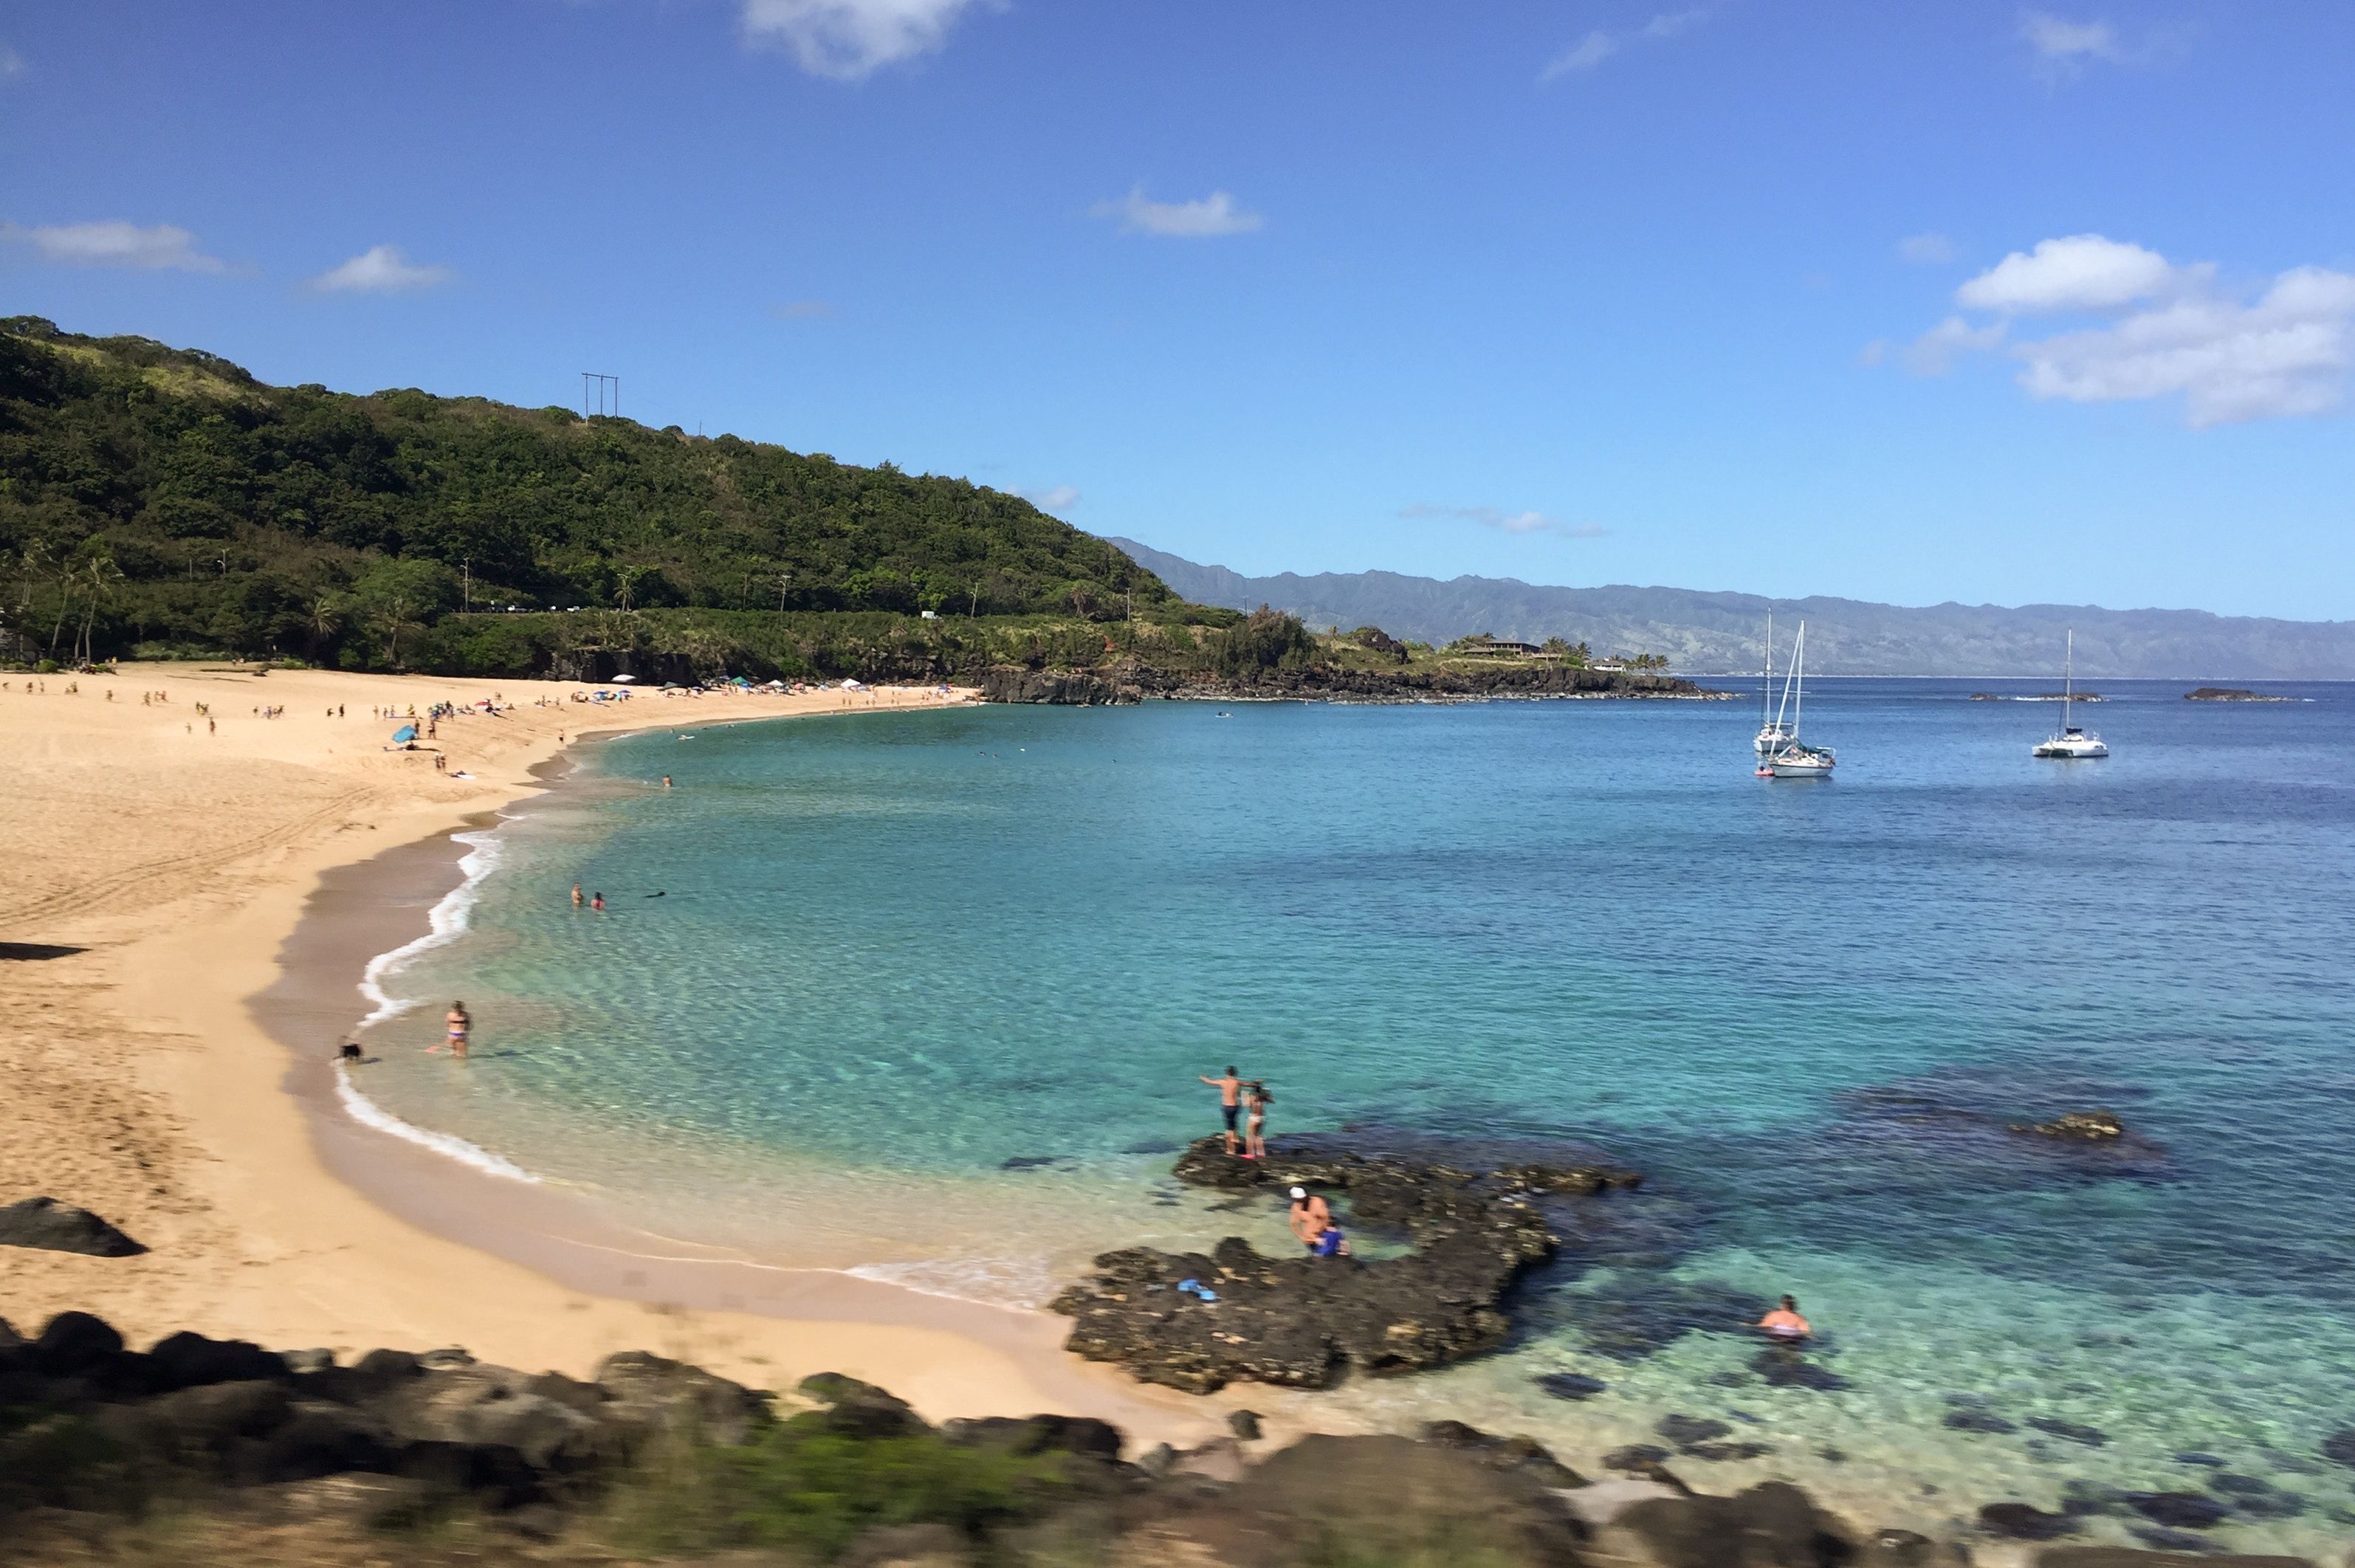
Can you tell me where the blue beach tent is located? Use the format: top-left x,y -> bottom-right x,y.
391,724 -> 418,743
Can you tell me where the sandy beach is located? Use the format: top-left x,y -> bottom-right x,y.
0,663 -> 1227,1448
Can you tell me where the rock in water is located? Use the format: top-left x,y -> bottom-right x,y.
1536,1372 -> 1607,1400
2321,1428 -> 2355,1468
1977,1502 -> 2072,1540
1228,1409 -> 1263,1440
2009,1110 -> 2125,1140
0,1196 -> 146,1256
1943,1409 -> 2018,1434
2127,1491 -> 2228,1529
2027,1415 -> 2108,1446
1052,1136 -> 1636,1393
1657,1414 -> 1733,1447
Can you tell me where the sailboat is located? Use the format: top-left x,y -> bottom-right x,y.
1753,611 -> 1793,756
1758,621 -> 1836,778
2031,630 -> 2108,759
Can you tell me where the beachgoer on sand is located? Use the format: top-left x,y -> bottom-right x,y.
1758,1296 -> 1811,1341
1200,1067 -> 1244,1154
1243,1081 -> 1271,1160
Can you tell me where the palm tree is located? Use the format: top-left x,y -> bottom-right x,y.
303,592 -> 345,660
72,550 -> 124,666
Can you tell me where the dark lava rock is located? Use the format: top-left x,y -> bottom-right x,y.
2027,1416 -> 2108,1446
1978,1501 -> 2072,1539
795,1372 -> 926,1439
1617,1480 -> 1849,1568
941,1414 -> 1122,1462
2010,1110 -> 2125,1140
1658,1414 -> 1733,1447
2173,1451 -> 2227,1467
1536,1372 -> 1607,1400
1682,1440 -> 1776,1462
1416,1420 -> 1584,1487
594,1351 -> 769,1445
147,1331 -> 292,1391
1751,1349 -> 1852,1392
2208,1472 -> 2269,1496
1000,1155 -> 1062,1171
2126,1492 -> 2227,1529
1228,1409 -> 1262,1440
1603,1443 -> 1673,1470
0,1196 -> 147,1256
1052,1136 -> 1635,1392
2321,1428 -> 2355,1468
2127,1527 -> 2217,1552
35,1310 -> 125,1373
1817,1445 -> 1848,1463
1944,1409 -> 2019,1434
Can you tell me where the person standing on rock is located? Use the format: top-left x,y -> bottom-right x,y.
1242,1081 -> 1271,1160
1200,1067 -> 1244,1155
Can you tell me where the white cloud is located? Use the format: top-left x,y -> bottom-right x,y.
1956,234 -> 2178,314
1091,185 -> 1262,239
770,298 -> 836,320
1903,315 -> 2008,376
1541,30 -> 1618,77
2014,267 -> 2355,427
0,42 -> 25,79
739,0 -> 982,80
4,220 -> 227,272
1402,504 -> 1606,540
1896,233 -> 2355,425
1541,8 -> 1708,82
1897,232 -> 1956,265
1017,484 -> 1080,513
310,244 -> 453,294
2020,11 -> 2122,66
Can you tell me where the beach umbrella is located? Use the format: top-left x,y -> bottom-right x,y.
391,724 -> 417,742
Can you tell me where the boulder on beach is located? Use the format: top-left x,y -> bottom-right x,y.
0,1197 -> 146,1257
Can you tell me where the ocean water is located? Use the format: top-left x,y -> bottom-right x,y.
360,680 -> 2355,1551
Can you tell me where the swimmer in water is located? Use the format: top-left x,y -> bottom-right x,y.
1757,1295 -> 1811,1341
441,1000 -> 470,1059
590,892 -> 605,911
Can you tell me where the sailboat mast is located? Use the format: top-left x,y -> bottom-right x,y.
2063,630 -> 2073,729
1762,611 -> 1773,727
1794,622 -> 1805,737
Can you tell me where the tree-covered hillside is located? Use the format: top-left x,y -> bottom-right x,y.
0,317 -> 1179,671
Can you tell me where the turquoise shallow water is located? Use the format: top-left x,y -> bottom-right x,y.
363,681 -> 2355,1551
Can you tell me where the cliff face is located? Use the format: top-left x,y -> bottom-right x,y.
981,659 -> 1721,705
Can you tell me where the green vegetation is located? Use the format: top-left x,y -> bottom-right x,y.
599,1413 -> 1078,1561
0,317 -> 1219,677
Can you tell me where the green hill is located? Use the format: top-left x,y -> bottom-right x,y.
0,316 -> 1207,678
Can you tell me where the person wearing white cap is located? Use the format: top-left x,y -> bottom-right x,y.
1287,1186 -> 1333,1250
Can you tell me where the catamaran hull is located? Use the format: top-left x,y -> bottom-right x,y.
2032,740 -> 2108,759
1765,759 -> 1835,778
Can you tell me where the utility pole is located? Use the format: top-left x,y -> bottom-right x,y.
461,559 -> 471,616
777,571 -> 792,622
581,373 -> 619,418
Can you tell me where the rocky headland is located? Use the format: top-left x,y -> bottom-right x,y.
2184,687 -> 2294,702
982,660 -> 1725,706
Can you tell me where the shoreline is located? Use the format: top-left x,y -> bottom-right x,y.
0,667 -> 1227,1448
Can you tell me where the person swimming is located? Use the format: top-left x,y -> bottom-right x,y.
1757,1295 -> 1811,1341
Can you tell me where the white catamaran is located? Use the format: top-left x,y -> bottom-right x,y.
2032,629 -> 2108,760
1757,620 -> 1836,778
1754,610 -> 1794,757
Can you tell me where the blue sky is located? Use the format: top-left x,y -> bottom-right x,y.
4,1 -> 2351,619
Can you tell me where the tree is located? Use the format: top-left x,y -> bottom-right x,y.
351,558 -> 455,668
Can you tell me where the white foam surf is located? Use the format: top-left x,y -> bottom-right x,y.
333,1062 -> 541,1183
357,825 -> 503,1027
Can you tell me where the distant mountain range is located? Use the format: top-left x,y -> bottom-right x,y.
1105,538 -> 2355,679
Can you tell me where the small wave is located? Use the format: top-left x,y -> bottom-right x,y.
845,1255 -> 1054,1310
333,1062 -> 540,1183
358,826 -> 504,1026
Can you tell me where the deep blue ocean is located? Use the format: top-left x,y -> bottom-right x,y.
368,679 -> 2355,1551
